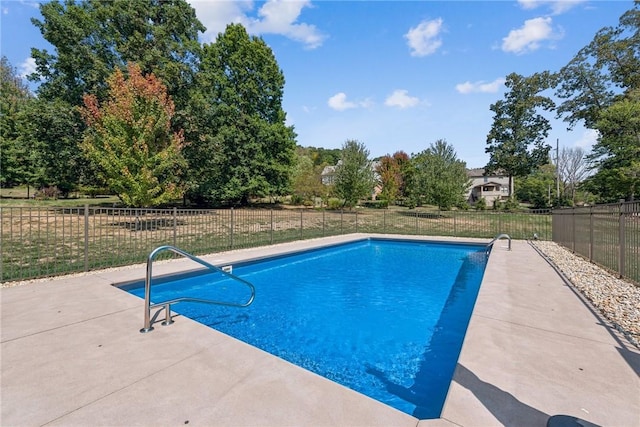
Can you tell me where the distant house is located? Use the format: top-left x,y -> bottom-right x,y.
466,168 -> 512,205
320,160 -> 382,200
320,163 -> 338,185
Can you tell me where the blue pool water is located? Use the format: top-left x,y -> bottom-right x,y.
125,238 -> 487,419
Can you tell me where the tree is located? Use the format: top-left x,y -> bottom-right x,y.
554,3 -> 639,201
25,0 -> 204,195
30,0 -> 204,107
376,151 -> 409,206
334,140 -> 375,208
515,163 -> 556,208
485,72 -> 555,197
376,155 -> 401,206
557,147 -> 590,204
555,3 -> 639,130
18,97 -> 88,196
0,56 -> 36,189
186,23 -> 296,205
584,89 -> 640,201
80,63 -> 186,207
291,150 -> 326,205
409,140 -> 469,210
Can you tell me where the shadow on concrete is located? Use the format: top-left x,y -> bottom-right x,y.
529,242 -> 640,377
454,363 -> 550,426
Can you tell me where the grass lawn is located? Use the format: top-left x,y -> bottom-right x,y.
1,186 -> 121,207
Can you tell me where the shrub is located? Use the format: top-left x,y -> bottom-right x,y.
503,197 -> 520,211
475,198 -> 487,211
35,186 -> 61,200
327,198 -> 343,210
362,200 -> 388,209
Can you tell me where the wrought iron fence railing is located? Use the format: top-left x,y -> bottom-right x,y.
552,201 -> 639,284
1,206 -> 551,283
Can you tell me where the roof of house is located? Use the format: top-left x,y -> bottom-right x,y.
467,168 -> 507,178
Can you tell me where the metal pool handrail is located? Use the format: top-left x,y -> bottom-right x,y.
486,233 -> 511,254
140,245 -> 255,333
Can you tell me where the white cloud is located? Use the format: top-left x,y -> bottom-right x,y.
574,128 -> 600,149
327,92 -> 373,111
404,18 -> 443,57
517,0 -> 586,15
328,92 -> 357,111
2,7 -> 8,14
455,78 -> 505,94
18,57 -> 37,79
501,17 -> 558,54
190,0 -> 325,49
384,90 -> 420,109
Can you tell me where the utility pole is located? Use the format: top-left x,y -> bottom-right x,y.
556,138 -> 560,204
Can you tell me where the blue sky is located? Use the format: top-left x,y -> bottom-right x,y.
0,0 -> 633,167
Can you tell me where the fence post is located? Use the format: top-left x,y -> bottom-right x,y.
453,211 -> 457,237
0,207 -> 3,282
415,211 -> 418,234
589,206 -> 594,262
340,209 -> 343,234
84,204 -> 89,272
383,210 -> 386,234
300,209 -> 303,240
230,207 -> 234,249
355,210 -> 358,233
571,207 -> 576,253
270,209 -> 274,244
322,209 -> 326,236
172,207 -> 177,247
619,201 -> 625,278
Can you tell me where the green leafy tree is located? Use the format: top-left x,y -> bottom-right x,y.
334,140 -> 375,208
555,3 -> 639,129
515,163 -> 556,208
409,140 -> 469,210
0,56 -> 37,190
554,3 -> 639,201
585,89 -> 640,201
186,23 -> 296,205
19,97 -> 92,196
485,72 -> 555,197
80,63 -> 186,207
291,150 -> 326,205
30,0 -> 204,107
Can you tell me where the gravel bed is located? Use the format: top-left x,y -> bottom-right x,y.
531,240 -> 639,348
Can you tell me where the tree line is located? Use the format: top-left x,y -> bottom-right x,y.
486,2 -> 639,205
1,1 -> 638,208
1,1 -> 294,207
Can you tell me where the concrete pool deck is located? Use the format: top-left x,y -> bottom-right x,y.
1,235 -> 638,426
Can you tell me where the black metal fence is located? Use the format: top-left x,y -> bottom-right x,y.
552,201 -> 639,284
1,206 -> 551,283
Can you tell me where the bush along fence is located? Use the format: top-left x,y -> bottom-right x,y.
0,206 -> 551,283
552,201 -> 639,284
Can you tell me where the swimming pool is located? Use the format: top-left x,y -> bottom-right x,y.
124,238 -> 488,419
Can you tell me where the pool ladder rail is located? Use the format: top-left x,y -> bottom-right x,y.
140,245 -> 255,333
486,233 -> 511,255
